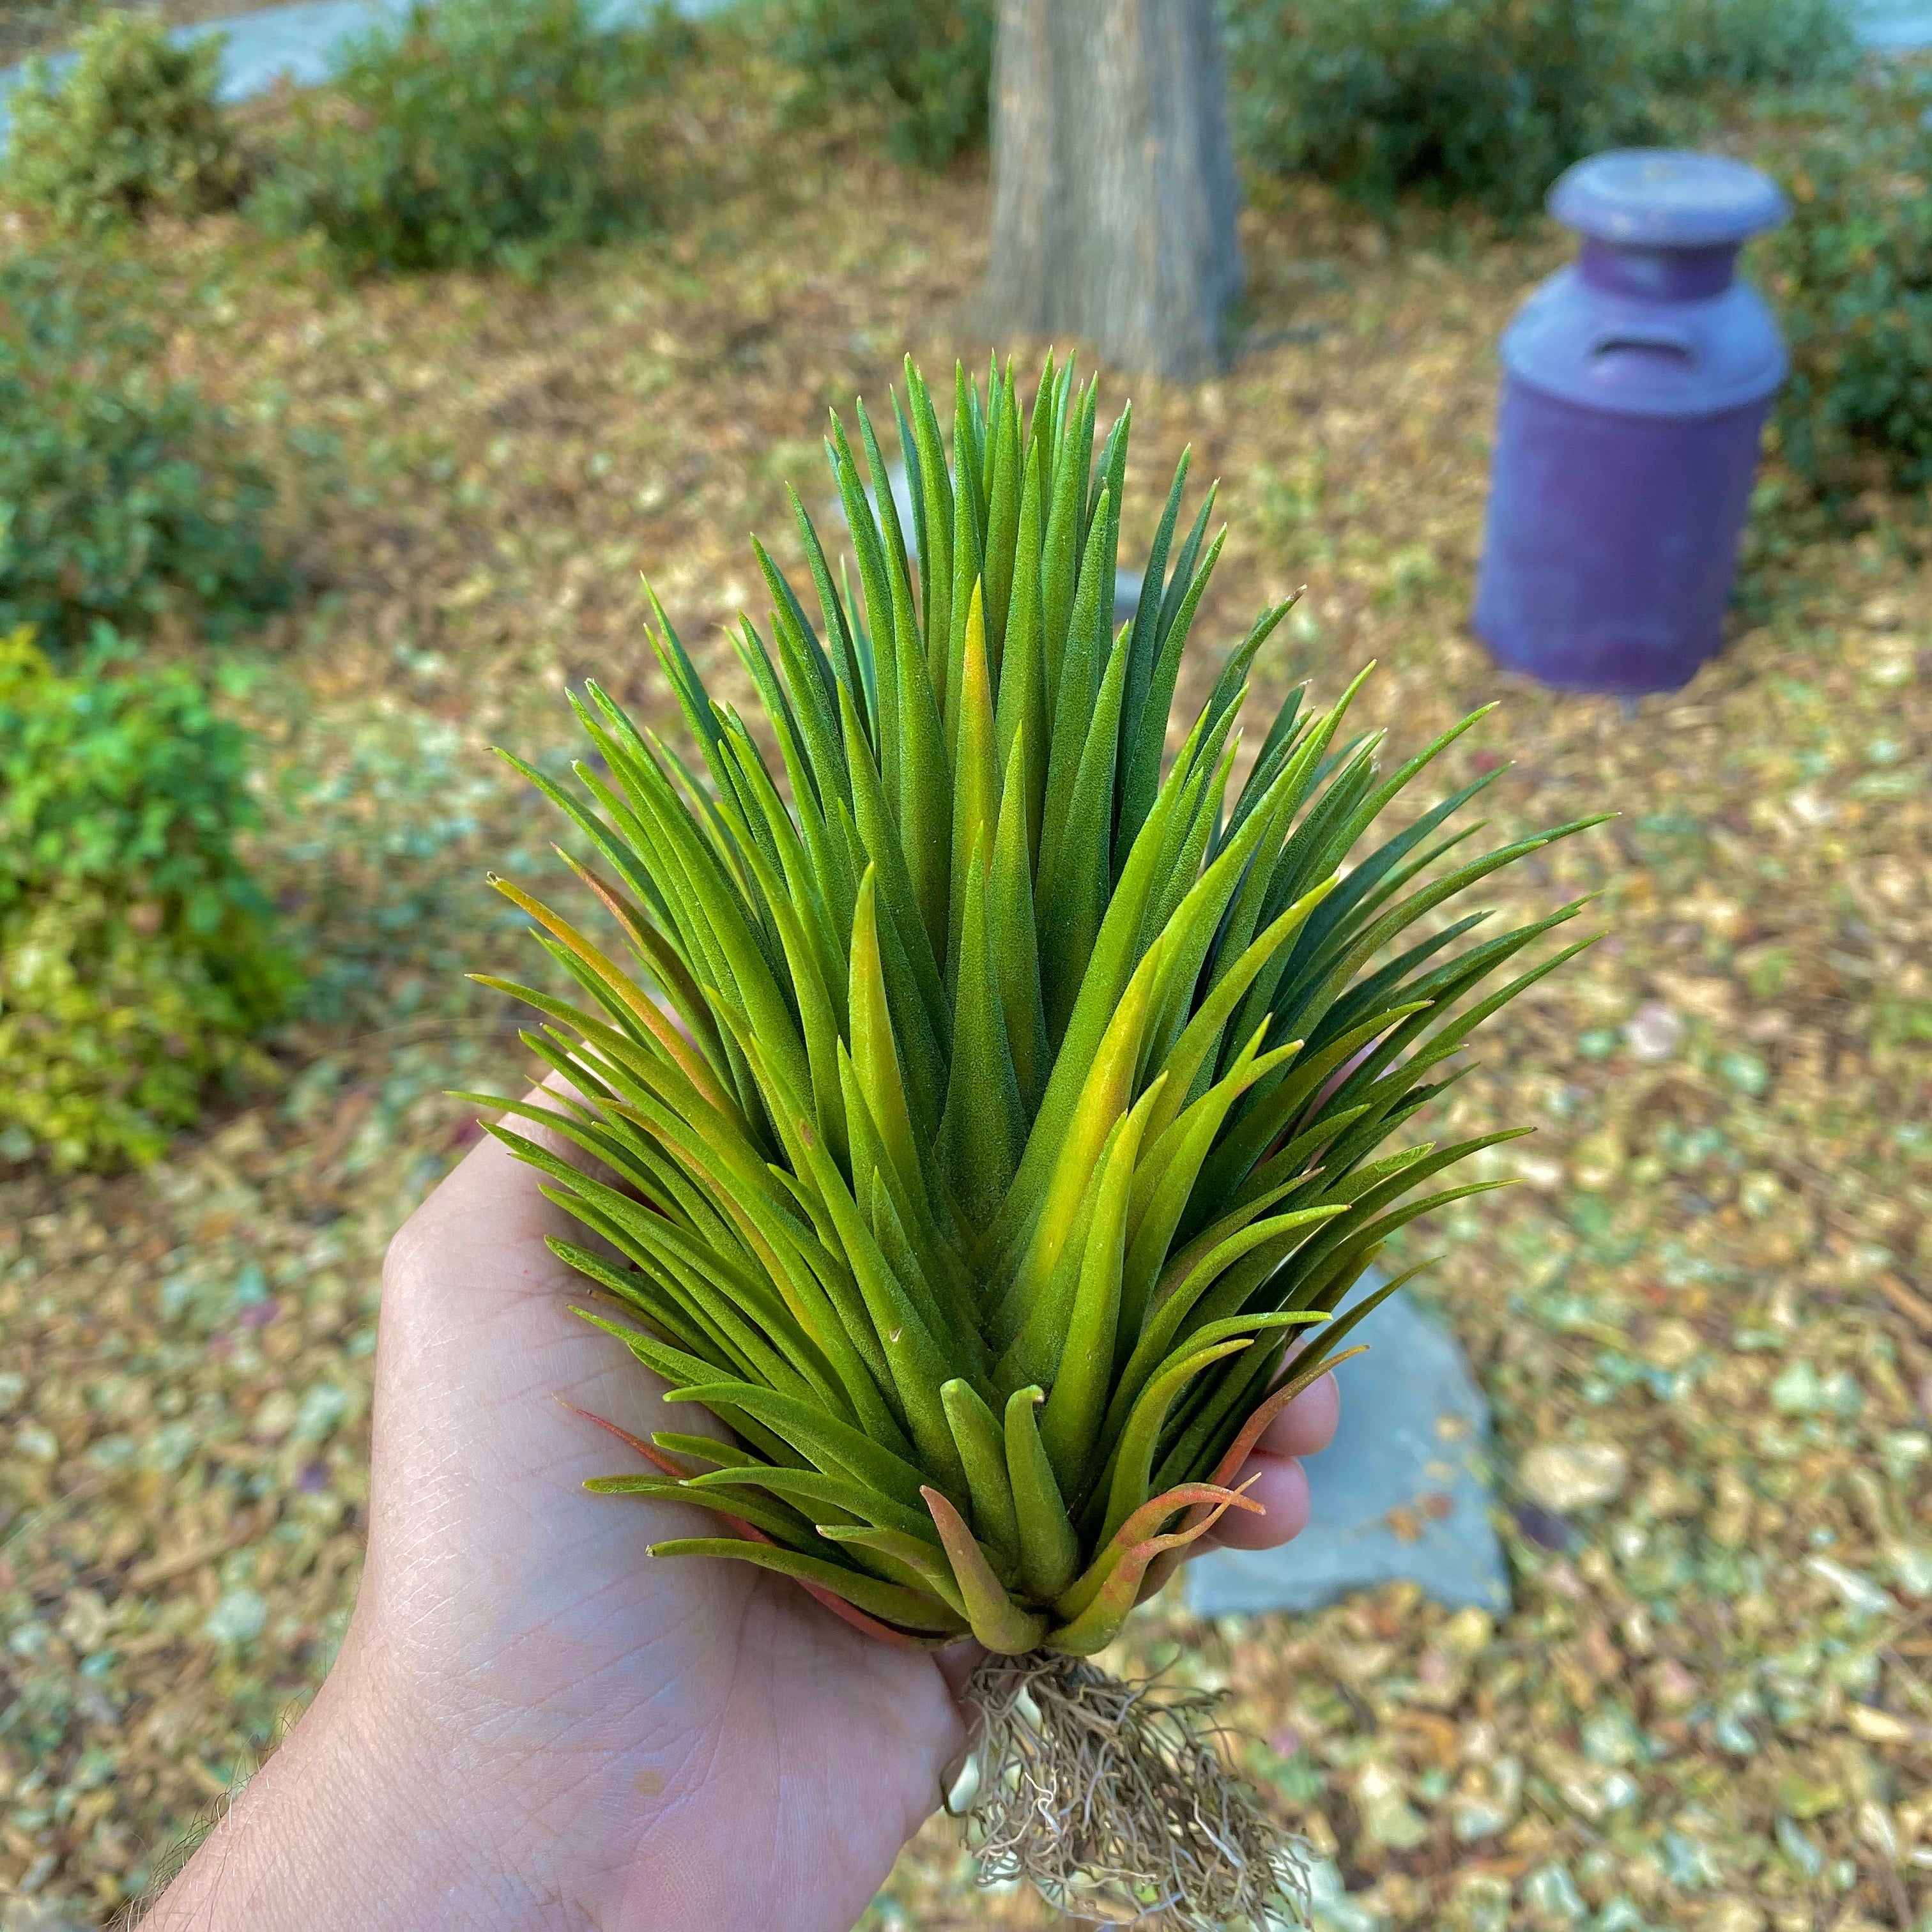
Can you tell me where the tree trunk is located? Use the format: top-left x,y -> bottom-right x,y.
985,0 -> 1243,382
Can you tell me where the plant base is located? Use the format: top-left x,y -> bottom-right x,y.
958,1652 -> 1309,1929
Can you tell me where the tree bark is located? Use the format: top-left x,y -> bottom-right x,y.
985,0 -> 1243,382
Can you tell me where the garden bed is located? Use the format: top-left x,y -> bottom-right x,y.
1,56 -> 1929,1932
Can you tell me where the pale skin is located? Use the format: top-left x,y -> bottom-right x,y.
146,1086 -> 1340,1932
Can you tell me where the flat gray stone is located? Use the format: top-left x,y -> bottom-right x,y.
1185,1274 -> 1510,1618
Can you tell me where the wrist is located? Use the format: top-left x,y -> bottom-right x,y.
143,1625 -> 513,1932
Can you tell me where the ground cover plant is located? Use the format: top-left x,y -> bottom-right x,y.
0,254 -> 287,654
4,8 -> 243,229
0,630 -> 296,1173
0,47 -> 1926,1932
249,0 -> 689,280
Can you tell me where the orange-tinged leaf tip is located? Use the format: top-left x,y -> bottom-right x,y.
559,1402 -> 713,1483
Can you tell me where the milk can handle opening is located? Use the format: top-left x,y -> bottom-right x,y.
1588,322 -> 1696,370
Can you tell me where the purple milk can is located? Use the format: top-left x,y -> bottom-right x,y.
1472,150 -> 1790,695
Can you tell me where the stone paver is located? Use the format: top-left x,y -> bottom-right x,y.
1185,1275 -> 1513,1618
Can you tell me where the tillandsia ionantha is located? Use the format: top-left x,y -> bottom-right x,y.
468,353 -> 1600,1927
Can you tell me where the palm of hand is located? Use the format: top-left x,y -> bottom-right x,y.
360,1124 -> 965,1932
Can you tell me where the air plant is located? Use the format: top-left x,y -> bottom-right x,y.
471,353 -> 1597,1925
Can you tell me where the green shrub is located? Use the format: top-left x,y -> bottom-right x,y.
1225,0 -> 1653,217
1225,0 -> 1859,218
5,10 -> 243,228
249,0 -> 687,279
1622,0 -> 1859,94
0,256 -> 288,654
1767,76 -> 1932,495
776,0 -> 993,169
0,631 -> 298,1170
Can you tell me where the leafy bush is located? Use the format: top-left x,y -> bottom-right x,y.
0,256 -> 288,653
776,0 -> 993,169
1622,0 -> 1859,94
0,631 -> 298,1170
1226,0 -> 1858,218
249,0 -> 687,279
1225,0 -> 1654,218
1767,77 -> 1932,494
5,10 -> 243,228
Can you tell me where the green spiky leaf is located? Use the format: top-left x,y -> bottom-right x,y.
479,355 -> 1598,1655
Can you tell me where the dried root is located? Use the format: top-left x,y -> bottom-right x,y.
956,1651 -> 1310,1929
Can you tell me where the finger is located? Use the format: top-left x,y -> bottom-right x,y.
934,1639 -> 986,1704
1207,1453 -> 1311,1551
390,1072 -> 616,1271
933,1639 -> 988,1813
1253,1371 -> 1339,1459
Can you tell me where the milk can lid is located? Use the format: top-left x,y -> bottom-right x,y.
1549,149 -> 1789,249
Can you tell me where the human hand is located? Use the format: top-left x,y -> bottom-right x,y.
148,1084 -> 1339,1932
